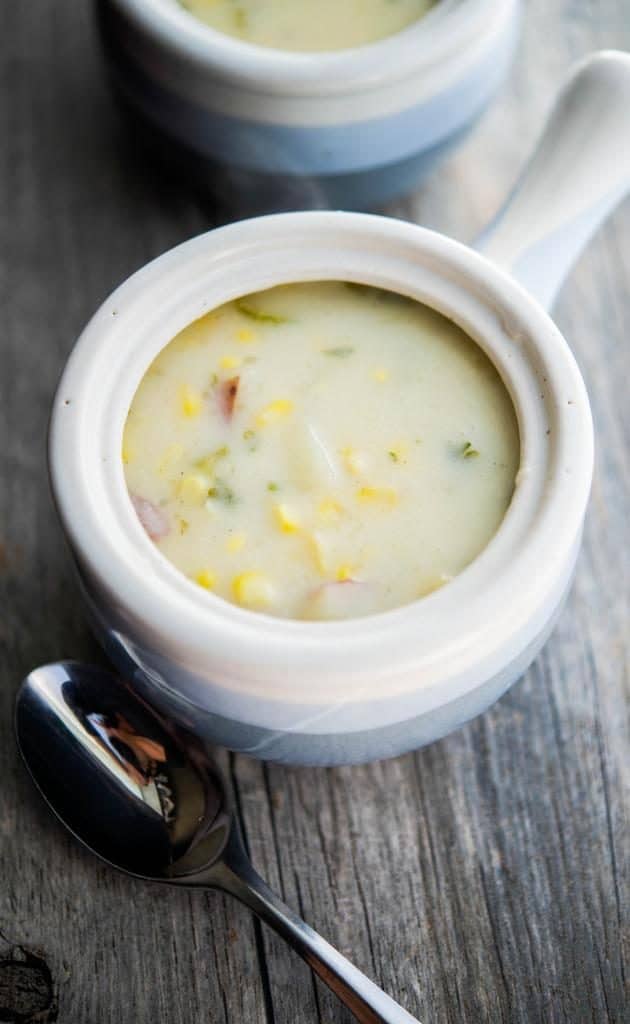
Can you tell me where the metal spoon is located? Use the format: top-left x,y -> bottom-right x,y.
15,661 -> 421,1024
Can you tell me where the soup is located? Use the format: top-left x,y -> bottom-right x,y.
123,282 -> 519,620
177,0 -> 435,52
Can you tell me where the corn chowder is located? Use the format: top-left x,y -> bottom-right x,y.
123,282 -> 519,621
177,0 -> 435,52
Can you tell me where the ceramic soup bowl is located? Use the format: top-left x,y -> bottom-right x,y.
96,0 -> 521,211
50,52 -> 630,764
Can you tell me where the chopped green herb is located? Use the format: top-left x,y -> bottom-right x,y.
236,300 -> 288,324
267,482 -> 279,492
207,478 -> 236,505
322,346 -> 355,358
242,428 -> 258,452
178,518 -> 189,535
209,372 -> 218,387
388,450 -> 399,463
461,441 -> 479,459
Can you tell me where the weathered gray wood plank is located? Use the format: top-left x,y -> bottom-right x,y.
1,2 -> 628,1023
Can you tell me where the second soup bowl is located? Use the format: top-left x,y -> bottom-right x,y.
97,0 -> 521,211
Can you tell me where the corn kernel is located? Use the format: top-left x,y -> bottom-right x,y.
336,564 -> 355,582
194,445 -> 229,476
273,502 -> 300,534
357,485 -> 399,506
341,446 -> 368,477
157,442 -> 184,476
219,355 -> 242,370
226,532 -> 247,553
236,327 -> 256,343
256,399 -> 294,427
304,531 -> 329,574
179,384 -> 203,418
195,570 -> 217,590
177,473 -> 210,505
372,368 -> 389,383
232,571 -> 275,609
317,497 -> 343,523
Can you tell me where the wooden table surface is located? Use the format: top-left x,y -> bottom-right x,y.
1,2 -> 628,1022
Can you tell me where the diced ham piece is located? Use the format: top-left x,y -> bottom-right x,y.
131,495 -> 169,541
218,376 -> 240,421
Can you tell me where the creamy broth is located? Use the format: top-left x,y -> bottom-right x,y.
177,0 -> 435,52
123,282 -> 519,620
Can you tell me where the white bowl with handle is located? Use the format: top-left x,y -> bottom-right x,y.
49,52 -> 630,764
96,0 -> 521,211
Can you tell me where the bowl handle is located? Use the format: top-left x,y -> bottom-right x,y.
475,50 -> 630,311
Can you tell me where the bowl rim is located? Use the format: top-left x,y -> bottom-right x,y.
108,0 -> 519,96
48,211 -> 593,705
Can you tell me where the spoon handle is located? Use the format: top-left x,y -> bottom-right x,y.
476,50 -> 630,310
213,852 -> 422,1024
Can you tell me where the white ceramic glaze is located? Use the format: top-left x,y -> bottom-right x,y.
477,50 -> 630,307
96,0 -> 521,208
49,52 -> 630,764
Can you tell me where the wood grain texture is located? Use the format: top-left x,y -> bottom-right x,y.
0,2 -> 628,1022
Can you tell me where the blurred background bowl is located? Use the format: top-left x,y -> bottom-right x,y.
96,0 -> 521,215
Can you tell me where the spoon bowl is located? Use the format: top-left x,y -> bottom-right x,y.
16,660 -> 421,1024
16,661 -> 228,880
